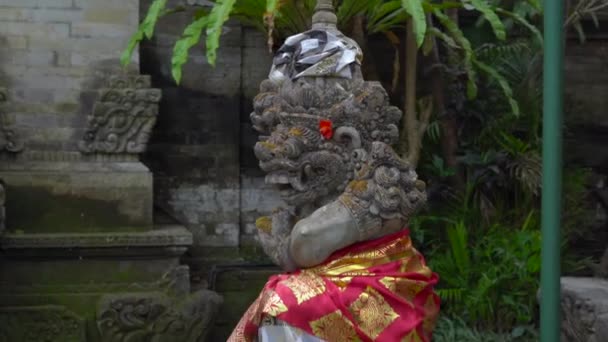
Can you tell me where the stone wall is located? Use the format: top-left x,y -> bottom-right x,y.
139,0 -> 279,255
0,0 -> 138,151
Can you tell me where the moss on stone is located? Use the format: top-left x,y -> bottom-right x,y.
255,216 -> 272,234
5,186 -> 148,233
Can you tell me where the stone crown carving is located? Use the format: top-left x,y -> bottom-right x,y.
79,75 -> 162,154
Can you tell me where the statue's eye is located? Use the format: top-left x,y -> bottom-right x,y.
314,167 -> 327,175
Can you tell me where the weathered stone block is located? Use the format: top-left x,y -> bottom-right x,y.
70,22 -> 134,39
0,8 -> 33,21
0,35 -> 28,49
0,305 -> 86,342
41,0 -> 74,8
0,0 -> 38,8
31,8 -> 83,23
10,49 -> 57,67
0,161 -> 153,232
0,22 -> 70,38
82,8 -> 132,25
561,277 -> 608,342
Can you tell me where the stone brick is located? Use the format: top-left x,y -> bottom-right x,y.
31,8 -> 83,23
13,112 -> 78,127
0,0 -> 38,8
7,88 -> 55,103
70,22 -> 133,39
28,36 -> 127,54
82,8 -> 131,25
7,71 -> 84,89
0,8 -> 34,21
0,22 -> 70,38
0,35 -> 28,49
74,0 -> 138,12
9,49 -> 57,67
40,0 -> 73,9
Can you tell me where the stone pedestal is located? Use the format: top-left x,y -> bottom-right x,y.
0,225 -> 221,342
561,277 -> 608,342
0,75 -> 222,342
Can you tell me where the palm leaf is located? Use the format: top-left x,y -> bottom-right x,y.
428,26 -> 459,49
368,1 -> 407,33
469,0 -> 506,40
401,0 -> 427,47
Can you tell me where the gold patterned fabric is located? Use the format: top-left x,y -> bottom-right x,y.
228,229 -> 440,342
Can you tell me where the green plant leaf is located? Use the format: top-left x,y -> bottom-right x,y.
468,0 -> 505,40
496,8 -> 543,45
368,2 -> 407,33
447,221 -> 471,275
171,15 -> 209,84
401,0 -> 427,47
205,0 -> 238,66
120,0 -> 168,66
428,27 -> 458,49
266,0 -> 279,13
473,59 -> 519,116
422,1 -> 461,12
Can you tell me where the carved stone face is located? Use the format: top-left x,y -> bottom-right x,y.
254,118 -> 353,207
251,78 -> 404,211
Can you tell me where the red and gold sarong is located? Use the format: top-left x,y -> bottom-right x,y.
228,229 -> 440,342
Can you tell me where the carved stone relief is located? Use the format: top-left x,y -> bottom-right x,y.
79,75 -> 162,154
0,305 -> 86,342
0,88 -> 24,153
96,290 -> 222,342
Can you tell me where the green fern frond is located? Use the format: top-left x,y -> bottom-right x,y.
468,0 -> 506,40
496,8 -> 543,45
121,0 -> 168,66
437,287 -> 466,304
475,41 -> 531,62
171,16 -> 209,84
205,0 -> 238,66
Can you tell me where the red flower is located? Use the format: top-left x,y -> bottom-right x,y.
319,119 -> 333,140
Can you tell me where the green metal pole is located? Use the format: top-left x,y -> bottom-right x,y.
541,0 -> 564,341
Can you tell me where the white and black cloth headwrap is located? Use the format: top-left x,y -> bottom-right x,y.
269,29 -> 362,84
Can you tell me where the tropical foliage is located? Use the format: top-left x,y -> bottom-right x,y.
120,0 -> 606,337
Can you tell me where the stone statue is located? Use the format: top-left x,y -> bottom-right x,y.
229,1 -> 439,341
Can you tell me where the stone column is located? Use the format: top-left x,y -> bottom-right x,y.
0,1 -> 221,341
